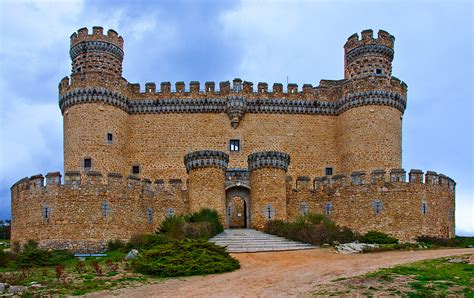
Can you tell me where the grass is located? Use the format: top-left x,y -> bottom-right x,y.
312,254 -> 474,297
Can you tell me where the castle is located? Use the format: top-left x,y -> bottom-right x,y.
10,27 -> 456,252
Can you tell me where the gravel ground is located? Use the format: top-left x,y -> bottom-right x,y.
86,247 -> 474,297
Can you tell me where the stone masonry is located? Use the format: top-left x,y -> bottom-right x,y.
10,27 -> 456,252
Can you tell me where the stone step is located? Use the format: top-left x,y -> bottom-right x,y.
209,229 -> 315,253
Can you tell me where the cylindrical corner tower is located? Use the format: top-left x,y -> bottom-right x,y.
184,150 -> 229,224
344,29 -> 394,80
338,29 -> 406,174
248,151 -> 290,230
60,27 -> 129,176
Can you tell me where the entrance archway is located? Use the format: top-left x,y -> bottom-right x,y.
225,187 -> 250,229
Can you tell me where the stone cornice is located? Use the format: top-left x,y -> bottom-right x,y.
70,40 -> 124,61
248,151 -> 290,172
59,87 -> 407,115
184,150 -> 229,173
346,44 -> 394,65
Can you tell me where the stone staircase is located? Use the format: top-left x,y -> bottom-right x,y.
209,229 -> 315,253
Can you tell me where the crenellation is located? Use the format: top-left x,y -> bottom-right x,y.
390,168 -> 406,182
296,176 -> 310,190
45,172 -> 61,186
273,83 -> 283,94
161,82 -> 171,94
371,169 -> 386,183
409,169 -> 424,184
258,82 -> 268,93
205,81 -> 215,93
145,82 -> 156,93
190,81 -> 200,93
425,171 -> 439,185
243,81 -> 253,93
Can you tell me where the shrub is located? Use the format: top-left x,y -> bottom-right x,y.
182,222 -> 213,239
264,213 -> 358,246
0,248 -> 13,268
107,239 -> 126,251
416,235 -> 474,247
15,241 -> 74,268
362,231 -> 399,244
158,215 -> 187,240
131,239 -> 239,277
126,233 -> 168,251
188,208 -> 224,237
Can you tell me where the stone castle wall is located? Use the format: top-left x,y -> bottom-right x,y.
10,172 -> 188,252
286,169 -> 456,242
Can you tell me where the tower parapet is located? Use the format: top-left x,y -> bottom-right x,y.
344,29 -> 395,80
69,26 -> 124,78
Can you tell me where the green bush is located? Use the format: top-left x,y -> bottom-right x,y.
264,213 -> 358,245
416,235 -> 474,247
126,234 -> 169,251
362,231 -> 399,244
107,239 -> 126,251
14,240 -> 74,268
131,239 -> 240,277
158,215 -> 187,240
182,222 -> 213,239
188,208 -> 224,237
0,248 -> 13,267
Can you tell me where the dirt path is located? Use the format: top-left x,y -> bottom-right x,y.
87,248 -> 474,297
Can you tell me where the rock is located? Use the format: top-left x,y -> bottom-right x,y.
448,258 -> 466,264
335,242 -> 378,254
29,283 -> 43,289
8,285 -> 27,294
0,283 -> 4,293
125,249 -> 139,260
322,243 -> 331,248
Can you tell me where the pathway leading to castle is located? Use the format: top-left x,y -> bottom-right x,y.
87,248 -> 474,297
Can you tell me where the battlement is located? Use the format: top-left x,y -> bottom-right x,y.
11,171 -> 188,194
290,168 -> 455,191
344,29 -> 395,53
70,26 -> 124,49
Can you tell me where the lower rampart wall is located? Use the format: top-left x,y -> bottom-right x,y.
11,171 -> 188,252
287,169 -> 455,242
11,168 -> 455,252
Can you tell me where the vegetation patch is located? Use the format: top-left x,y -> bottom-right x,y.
311,255 -> 474,297
264,213 -> 358,246
0,208 -> 239,296
131,239 -> 240,277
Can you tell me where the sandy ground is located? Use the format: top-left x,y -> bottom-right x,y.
86,247 -> 474,297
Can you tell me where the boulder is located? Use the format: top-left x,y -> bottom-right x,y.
0,283 -> 4,293
8,285 -> 28,294
335,242 -> 378,254
125,249 -> 139,260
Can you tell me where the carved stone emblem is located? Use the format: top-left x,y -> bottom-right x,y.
226,95 -> 247,128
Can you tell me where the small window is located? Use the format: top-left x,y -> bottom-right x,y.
132,165 -> 140,175
324,202 -> 333,216
421,202 -> 428,215
101,201 -> 111,219
372,200 -> 383,214
325,167 -> 333,176
264,204 -> 275,220
230,139 -> 240,152
84,158 -> 92,169
106,133 -> 113,143
299,202 -> 309,215
42,204 -> 52,220
146,208 -> 153,223
166,208 -> 174,217
375,68 -> 383,75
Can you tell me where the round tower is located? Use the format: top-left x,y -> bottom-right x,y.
184,150 -> 229,224
338,29 -> 406,174
248,151 -> 290,230
70,26 -> 124,77
344,29 -> 394,80
60,27 -> 129,175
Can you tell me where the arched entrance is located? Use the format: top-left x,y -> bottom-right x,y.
225,187 -> 250,229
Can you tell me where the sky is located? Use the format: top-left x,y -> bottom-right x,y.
0,0 -> 472,235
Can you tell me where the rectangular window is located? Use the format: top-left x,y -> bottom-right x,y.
325,167 -> 333,176
106,133 -> 113,142
132,165 -> 140,175
84,158 -> 92,169
230,139 -> 240,152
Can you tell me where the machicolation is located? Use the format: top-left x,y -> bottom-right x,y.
10,27 -> 456,252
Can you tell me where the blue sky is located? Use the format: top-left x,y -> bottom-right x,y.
0,0 -> 472,235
